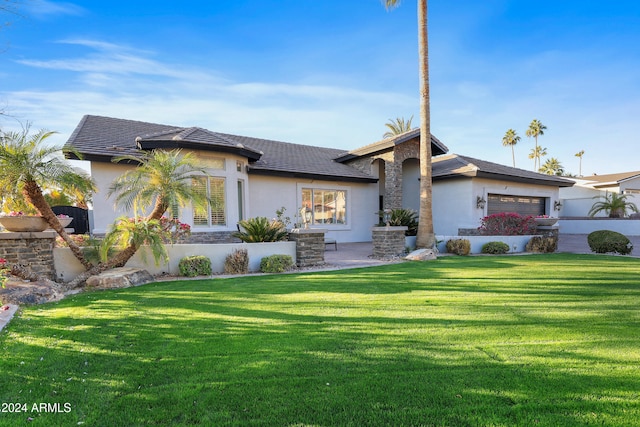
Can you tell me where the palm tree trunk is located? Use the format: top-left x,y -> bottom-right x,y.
23,179 -> 94,270
415,0 -> 435,249
511,146 -> 515,168
65,243 -> 140,289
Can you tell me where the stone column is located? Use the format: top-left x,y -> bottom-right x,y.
288,228 -> 327,267
371,226 -> 408,259
0,231 -> 57,280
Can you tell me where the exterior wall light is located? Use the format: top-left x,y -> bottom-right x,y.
554,200 -> 562,211
476,196 -> 487,209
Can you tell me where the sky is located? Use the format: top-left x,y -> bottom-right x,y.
1,0 -> 639,176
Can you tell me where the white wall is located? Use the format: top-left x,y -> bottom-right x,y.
559,218 -> 640,235
54,241 -> 297,282
90,152 -> 250,234
248,175 -> 378,242
432,178 -> 562,235
432,179 -> 474,235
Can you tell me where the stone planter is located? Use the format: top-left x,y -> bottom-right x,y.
534,217 -> 559,226
0,216 -> 49,232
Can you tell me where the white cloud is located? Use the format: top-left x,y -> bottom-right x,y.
22,0 -> 85,19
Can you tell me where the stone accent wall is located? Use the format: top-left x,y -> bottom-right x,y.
288,229 -> 326,267
372,226 -> 408,259
0,232 -> 56,280
175,231 -> 239,244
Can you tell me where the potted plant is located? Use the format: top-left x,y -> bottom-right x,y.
534,215 -> 558,226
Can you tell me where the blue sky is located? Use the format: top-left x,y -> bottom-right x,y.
1,0 -> 639,175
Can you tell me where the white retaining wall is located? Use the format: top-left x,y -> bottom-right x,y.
54,241 -> 297,282
558,218 -> 640,236
436,235 -> 537,254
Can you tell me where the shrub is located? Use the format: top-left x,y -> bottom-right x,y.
224,249 -> 249,274
478,212 -> 537,236
526,236 -> 558,253
233,217 -> 288,242
260,254 -> 294,273
587,230 -> 633,255
481,241 -> 510,254
446,239 -> 471,255
378,208 -> 418,236
178,255 -> 212,277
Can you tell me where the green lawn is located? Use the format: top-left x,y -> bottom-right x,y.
1,254 -> 639,426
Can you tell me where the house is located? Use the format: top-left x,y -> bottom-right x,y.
559,171 -> 640,217
64,115 -> 573,241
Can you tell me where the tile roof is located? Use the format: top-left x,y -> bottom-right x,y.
64,115 -> 377,183
432,154 -> 575,187
334,128 -> 449,162
579,171 -> 640,186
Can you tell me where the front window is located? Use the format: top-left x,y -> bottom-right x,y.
192,176 -> 226,226
302,188 -> 347,225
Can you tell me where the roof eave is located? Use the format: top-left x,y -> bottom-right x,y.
247,167 -> 378,184
137,140 -> 262,161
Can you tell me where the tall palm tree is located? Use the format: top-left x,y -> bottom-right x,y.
385,0 -> 435,249
0,127 -> 95,269
67,148 -> 211,287
383,116 -> 414,138
501,129 -> 520,167
539,157 -> 564,176
575,150 -> 585,177
525,119 -> 547,171
528,146 -> 547,171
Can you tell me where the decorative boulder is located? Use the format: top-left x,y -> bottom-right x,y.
85,268 -> 154,290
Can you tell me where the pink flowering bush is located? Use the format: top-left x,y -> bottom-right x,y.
478,212 -> 537,236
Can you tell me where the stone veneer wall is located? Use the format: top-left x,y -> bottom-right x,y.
0,232 -> 56,280
288,229 -> 326,267
372,226 -> 408,259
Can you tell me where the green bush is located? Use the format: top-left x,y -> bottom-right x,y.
224,249 -> 249,274
446,239 -> 471,256
526,236 -> 558,253
233,217 -> 288,242
260,254 -> 294,273
378,208 -> 418,236
178,255 -> 212,277
481,241 -> 510,254
587,230 -> 633,255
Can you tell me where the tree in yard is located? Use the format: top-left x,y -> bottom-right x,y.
539,157 -> 564,176
575,150 -> 585,177
588,192 -> 638,218
525,119 -> 547,171
528,145 -> 547,171
383,116 -> 414,138
67,148 -> 211,288
0,126 -> 95,269
501,128 -> 520,167
384,0 -> 435,249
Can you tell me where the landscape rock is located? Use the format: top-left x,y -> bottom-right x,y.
0,278 -> 64,305
84,268 -> 154,290
405,248 -> 437,261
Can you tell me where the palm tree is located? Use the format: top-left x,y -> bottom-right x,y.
575,150 -> 585,177
0,127 -> 95,269
67,148 -> 211,287
539,157 -> 564,176
502,129 -> 520,167
385,0 -> 435,249
589,192 -> 638,218
383,116 -> 414,138
528,146 -> 547,171
525,119 -> 547,171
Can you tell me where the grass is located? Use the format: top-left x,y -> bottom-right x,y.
1,254 -> 639,426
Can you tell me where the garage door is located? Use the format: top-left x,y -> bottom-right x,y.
487,194 -> 545,216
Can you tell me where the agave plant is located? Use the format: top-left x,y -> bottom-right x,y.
233,217 -> 288,243
378,208 -> 419,236
588,193 -> 639,218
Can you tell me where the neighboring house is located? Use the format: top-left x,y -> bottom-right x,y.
65,115 -> 573,241
559,171 -> 640,217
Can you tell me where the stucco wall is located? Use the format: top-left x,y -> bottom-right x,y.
90,151 -> 250,234
248,175 -> 378,242
54,241 -> 296,281
432,177 -> 562,236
